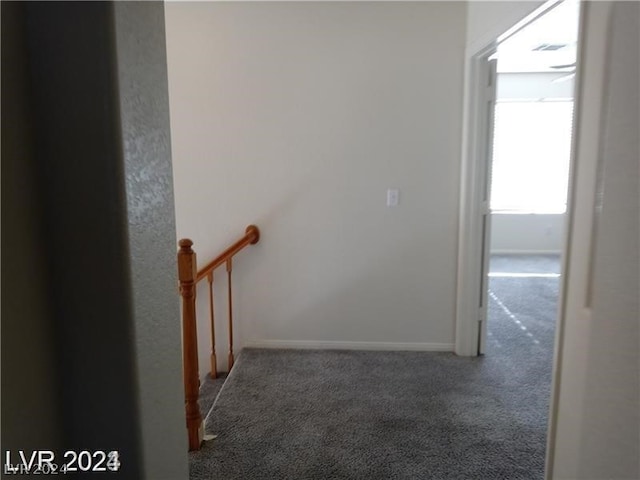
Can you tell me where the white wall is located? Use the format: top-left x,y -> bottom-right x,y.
491,213 -> 564,254
549,2 -> 639,477
165,2 -> 467,373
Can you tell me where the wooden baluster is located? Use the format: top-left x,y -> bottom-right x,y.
227,257 -> 235,370
177,239 -> 203,451
207,272 -> 217,379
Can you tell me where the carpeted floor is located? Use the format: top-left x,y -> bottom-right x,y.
487,255 -> 559,362
489,254 -> 560,275
190,255 -> 560,479
198,373 -> 227,420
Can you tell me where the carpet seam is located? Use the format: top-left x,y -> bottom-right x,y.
203,350 -> 245,432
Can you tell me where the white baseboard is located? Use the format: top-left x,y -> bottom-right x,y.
242,339 -> 454,352
491,249 -> 562,255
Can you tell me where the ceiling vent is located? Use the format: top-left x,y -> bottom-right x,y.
532,43 -> 568,52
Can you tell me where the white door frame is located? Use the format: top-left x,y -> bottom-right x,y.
546,2 -> 615,476
455,0 -> 570,357
454,43 -> 497,356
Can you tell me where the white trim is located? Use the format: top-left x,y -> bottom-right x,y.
455,43 -> 497,357
243,340 -> 454,352
488,272 -> 561,279
491,210 -> 567,215
490,249 -> 562,255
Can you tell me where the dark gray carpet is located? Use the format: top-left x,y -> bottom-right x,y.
191,256 -> 559,479
489,254 -> 561,275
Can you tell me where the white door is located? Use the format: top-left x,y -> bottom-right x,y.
477,57 -> 498,354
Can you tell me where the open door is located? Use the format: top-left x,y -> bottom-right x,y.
477,57 -> 498,355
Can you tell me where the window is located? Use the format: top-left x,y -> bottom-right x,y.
490,101 -> 574,213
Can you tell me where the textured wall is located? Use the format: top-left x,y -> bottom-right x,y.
114,3 -> 189,478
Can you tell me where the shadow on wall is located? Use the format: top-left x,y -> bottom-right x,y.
190,172 -> 320,377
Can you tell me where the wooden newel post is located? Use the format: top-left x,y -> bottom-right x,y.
178,239 -> 203,451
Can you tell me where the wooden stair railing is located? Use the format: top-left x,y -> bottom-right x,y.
177,225 -> 260,451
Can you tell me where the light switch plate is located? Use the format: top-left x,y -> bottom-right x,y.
387,188 -> 399,207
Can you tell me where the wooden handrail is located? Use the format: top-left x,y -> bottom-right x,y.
177,224 -> 260,451
196,225 -> 260,282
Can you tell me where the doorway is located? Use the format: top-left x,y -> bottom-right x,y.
455,0 -> 581,356
462,0 -> 582,475
483,0 -> 580,357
